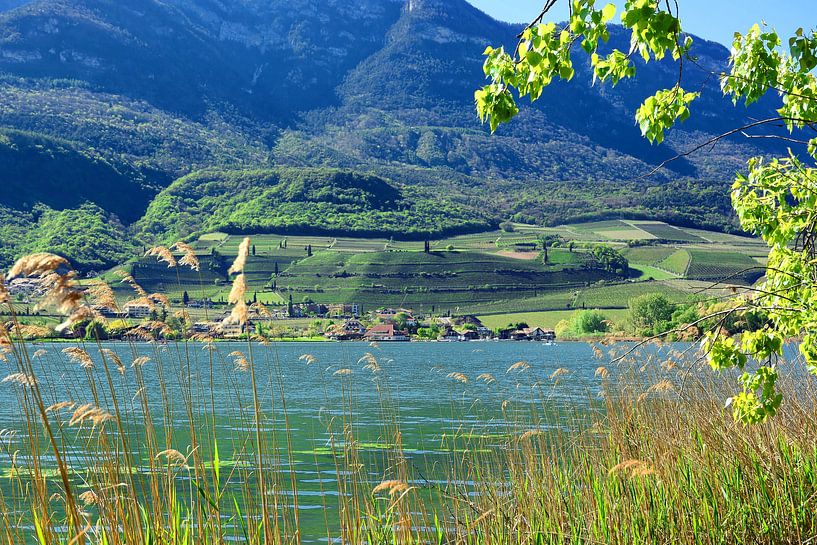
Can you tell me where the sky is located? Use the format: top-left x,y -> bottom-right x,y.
466,1 -> 814,47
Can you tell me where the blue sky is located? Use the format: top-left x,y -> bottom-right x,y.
466,1 -> 814,47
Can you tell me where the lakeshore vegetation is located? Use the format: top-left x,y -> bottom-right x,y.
0,0 -> 815,542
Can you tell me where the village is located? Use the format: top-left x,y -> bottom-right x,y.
125,301 -> 556,343
4,278 -> 555,342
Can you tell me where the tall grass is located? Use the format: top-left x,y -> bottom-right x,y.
1,249 -> 816,544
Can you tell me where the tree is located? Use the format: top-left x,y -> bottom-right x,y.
477,1 -> 817,423
252,244 -> 256,256
592,245 -> 628,275
569,309 -> 609,335
182,290 -> 190,305
287,294 -> 294,317
628,293 -> 674,335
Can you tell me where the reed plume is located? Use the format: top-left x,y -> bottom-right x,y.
2,373 -> 36,386
228,237 -> 251,275
550,368 -> 570,380
372,480 -> 410,497
87,279 -> 118,310
56,306 -> 101,333
447,372 -> 468,383
116,270 -> 149,298
608,459 -> 656,478
132,356 -> 151,367
358,353 -> 381,373
299,354 -> 318,365
507,361 -> 530,373
0,274 -> 8,304
7,253 -> 69,278
68,404 -> 114,427
145,246 -> 177,268
477,373 -> 496,384
45,401 -> 77,414
172,241 -> 200,271
225,274 -> 248,325
62,347 -> 94,369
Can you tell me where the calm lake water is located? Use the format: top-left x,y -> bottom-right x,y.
5,340 -> 694,541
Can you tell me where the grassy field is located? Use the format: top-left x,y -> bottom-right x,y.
685,249 -> 763,283
573,280 -> 692,308
478,308 -> 631,330
656,249 -> 692,275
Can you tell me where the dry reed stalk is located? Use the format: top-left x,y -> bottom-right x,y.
507,361 -> 530,373
334,368 -> 353,376
228,237 -> 251,275
447,372 -> 468,383
100,349 -> 126,375
2,373 -> 36,386
145,246 -> 177,268
477,373 -> 496,384
172,242 -> 200,271
299,354 -> 318,365
62,347 -> 94,369
116,270 -> 149,298
68,404 -> 114,427
372,480 -> 410,497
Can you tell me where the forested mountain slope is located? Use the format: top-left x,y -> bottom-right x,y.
0,0 -> 784,270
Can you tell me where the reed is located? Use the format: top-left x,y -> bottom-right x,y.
0,249 -> 816,544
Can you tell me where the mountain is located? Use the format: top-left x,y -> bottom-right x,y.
0,0 -> 783,270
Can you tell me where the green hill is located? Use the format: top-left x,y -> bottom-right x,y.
139,167 -> 494,242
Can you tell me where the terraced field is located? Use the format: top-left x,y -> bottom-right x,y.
685,250 -> 763,284
276,250 -> 616,313
621,246 -> 676,265
656,249 -> 692,275
108,220 -> 769,316
632,222 -> 705,242
573,281 -> 691,308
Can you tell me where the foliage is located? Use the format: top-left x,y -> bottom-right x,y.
568,309 -> 609,335
0,202 -> 136,271
478,0 -> 817,422
591,245 -> 629,275
139,168 -> 494,243
628,293 -> 674,334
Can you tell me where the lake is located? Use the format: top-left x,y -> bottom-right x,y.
3,340 -> 692,542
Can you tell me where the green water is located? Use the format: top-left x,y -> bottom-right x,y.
3,340 -> 666,541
